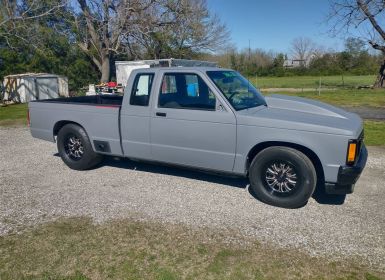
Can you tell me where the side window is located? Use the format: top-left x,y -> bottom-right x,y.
158,73 -> 216,110
130,73 -> 154,106
160,75 -> 177,94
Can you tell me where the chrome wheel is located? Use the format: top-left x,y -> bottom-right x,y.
64,135 -> 84,160
264,162 -> 297,193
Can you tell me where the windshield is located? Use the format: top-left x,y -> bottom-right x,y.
207,71 -> 266,111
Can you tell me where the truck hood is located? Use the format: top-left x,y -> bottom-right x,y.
237,94 -> 363,137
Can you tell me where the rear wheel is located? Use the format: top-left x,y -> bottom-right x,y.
249,146 -> 316,208
57,124 -> 103,170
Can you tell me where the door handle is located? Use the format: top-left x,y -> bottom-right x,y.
156,112 -> 167,117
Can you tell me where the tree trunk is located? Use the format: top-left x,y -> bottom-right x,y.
100,55 -> 111,83
373,59 -> 385,88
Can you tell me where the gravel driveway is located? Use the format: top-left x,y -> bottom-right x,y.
1,127 -> 384,269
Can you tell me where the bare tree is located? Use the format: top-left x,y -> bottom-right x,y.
327,0 -> 385,87
290,37 -> 316,67
1,0 -> 229,82
69,0 -> 229,82
0,0 -> 65,47
163,0 -> 230,56
126,0 -> 230,60
71,0 -> 158,82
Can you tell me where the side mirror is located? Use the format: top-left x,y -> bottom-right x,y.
216,103 -> 226,112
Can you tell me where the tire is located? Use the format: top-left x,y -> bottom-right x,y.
57,124 -> 103,170
249,146 -> 316,208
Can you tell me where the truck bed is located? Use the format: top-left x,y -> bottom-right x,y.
29,94 -> 123,156
35,95 -> 123,106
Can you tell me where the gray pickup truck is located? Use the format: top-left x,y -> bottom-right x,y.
29,67 -> 367,208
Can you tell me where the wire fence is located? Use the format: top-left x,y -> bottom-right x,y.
252,75 -> 376,94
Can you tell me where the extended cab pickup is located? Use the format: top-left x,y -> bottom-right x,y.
29,67 -> 367,208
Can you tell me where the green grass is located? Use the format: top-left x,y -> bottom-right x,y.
253,75 -> 376,89
364,121 -> 385,146
263,88 -> 385,108
0,103 -> 28,126
0,218 -> 383,280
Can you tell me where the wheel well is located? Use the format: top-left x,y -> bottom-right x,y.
53,121 -> 84,137
246,141 -> 325,184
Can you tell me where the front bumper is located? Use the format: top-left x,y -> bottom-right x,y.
325,145 -> 368,195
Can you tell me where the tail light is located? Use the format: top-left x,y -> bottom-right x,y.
27,109 -> 30,126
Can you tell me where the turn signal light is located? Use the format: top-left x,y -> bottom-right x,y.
347,142 -> 357,164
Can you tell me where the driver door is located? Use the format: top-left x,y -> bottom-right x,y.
150,71 -> 237,172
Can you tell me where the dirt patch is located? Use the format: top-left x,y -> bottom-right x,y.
341,106 -> 385,120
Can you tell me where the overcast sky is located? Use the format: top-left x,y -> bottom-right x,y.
207,0 -> 352,54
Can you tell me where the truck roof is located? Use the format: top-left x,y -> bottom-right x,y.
119,66 -> 233,87
115,58 -> 217,68
130,67 -> 230,73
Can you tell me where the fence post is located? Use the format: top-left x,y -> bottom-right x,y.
318,76 -> 321,96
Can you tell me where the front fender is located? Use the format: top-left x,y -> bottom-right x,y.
233,125 -> 350,183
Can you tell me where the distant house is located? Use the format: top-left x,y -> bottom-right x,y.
283,59 -> 307,68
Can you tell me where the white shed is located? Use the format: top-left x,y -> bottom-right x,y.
2,73 -> 69,103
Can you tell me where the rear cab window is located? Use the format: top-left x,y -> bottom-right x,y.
130,73 -> 154,106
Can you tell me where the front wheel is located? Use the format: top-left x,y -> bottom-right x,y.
249,146 -> 316,208
57,124 -> 103,170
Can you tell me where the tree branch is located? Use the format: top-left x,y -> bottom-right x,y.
357,0 -> 385,40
